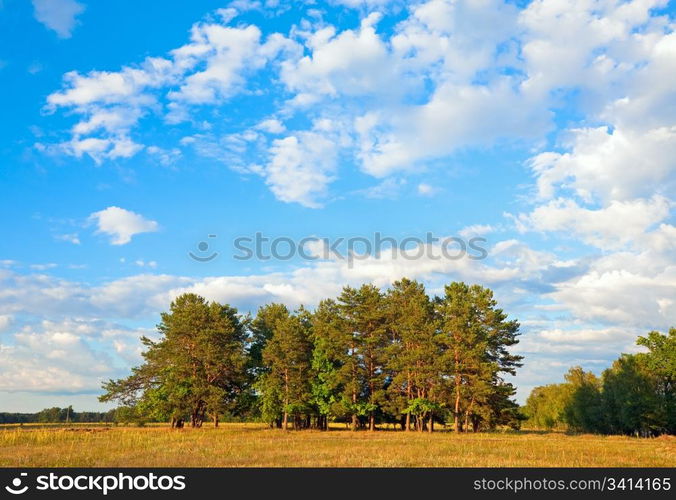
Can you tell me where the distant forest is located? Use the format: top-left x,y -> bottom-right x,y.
0,407 -> 115,424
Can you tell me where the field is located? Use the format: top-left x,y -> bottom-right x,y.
0,424 -> 674,467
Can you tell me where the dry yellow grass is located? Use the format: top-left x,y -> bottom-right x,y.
0,424 -> 673,467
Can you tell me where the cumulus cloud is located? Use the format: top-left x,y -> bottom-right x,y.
530,126 -> 676,203
0,319 -> 148,393
264,131 -> 338,207
512,196 -> 672,249
167,24 -> 264,106
0,315 -> 12,332
89,206 -> 159,245
32,0 -> 85,38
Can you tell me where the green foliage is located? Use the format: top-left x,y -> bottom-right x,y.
523,383 -> 570,430
524,328 -> 675,436
257,308 -> 313,428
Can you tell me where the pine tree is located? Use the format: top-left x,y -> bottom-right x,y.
259,310 -> 313,429
338,284 -> 389,431
436,283 -> 522,432
100,294 -> 249,428
385,278 -> 438,431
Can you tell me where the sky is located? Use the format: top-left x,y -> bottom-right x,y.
0,0 -> 674,412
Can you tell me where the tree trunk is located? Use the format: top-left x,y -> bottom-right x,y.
405,372 -> 412,431
369,412 -> 375,431
283,369 -> 289,430
213,414 -> 219,428
428,414 -> 434,433
454,376 -> 462,432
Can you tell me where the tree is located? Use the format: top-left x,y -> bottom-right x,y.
384,278 -> 438,431
637,328 -> 676,433
100,294 -> 249,428
249,303 -> 291,427
249,303 -> 290,376
436,283 -> 522,432
310,299 -> 345,430
258,309 -> 313,429
562,367 -> 603,433
337,284 -> 389,431
602,355 -> 662,436
523,383 -> 569,430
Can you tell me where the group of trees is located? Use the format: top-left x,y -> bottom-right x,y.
101,279 -> 524,432
523,328 -> 675,436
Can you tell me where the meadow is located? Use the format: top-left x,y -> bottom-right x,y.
0,424 -> 674,467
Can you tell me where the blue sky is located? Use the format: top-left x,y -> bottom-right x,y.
0,0 -> 674,411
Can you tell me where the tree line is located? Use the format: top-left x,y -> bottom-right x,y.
0,406 -> 116,424
523,328 -> 675,436
100,279 -> 523,432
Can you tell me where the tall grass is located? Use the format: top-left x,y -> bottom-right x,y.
0,424 -> 673,467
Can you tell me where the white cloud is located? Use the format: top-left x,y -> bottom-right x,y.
356,80 -> 551,176
256,118 -> 286,134
459,224 -> 494,238
89,207 -> 159,245
32,0 -> 85,38
55,233 -> 81,245
551,265 -> 676,329
281,13 -> 396,100
147,145 -> 182,166
0,315 -> 12,332
531,126 -> 676,203
264,131 -> 338,208
167,24 -> 263,106
518,0 -> 669,98
29,263 -> 57,271
360,177 -> 406,199
513,195 -> 671,248
0,319 -> 147,393
417,182 -> 438,197
135,260 -> 157,269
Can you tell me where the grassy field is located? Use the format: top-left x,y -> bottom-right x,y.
0,424 -> 674,467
